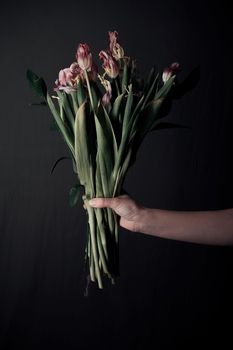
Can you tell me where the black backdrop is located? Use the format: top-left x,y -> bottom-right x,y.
0,0 -> 233,349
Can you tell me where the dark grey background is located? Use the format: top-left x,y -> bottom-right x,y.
0,0 -> 233,349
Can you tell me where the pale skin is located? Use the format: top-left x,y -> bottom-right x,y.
84,194 -> 233,246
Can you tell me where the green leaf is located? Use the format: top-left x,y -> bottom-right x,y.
50,156 -> 71,174
74,101 -> 92,189
90,84 -> 99,111
112,84 -> 134,179
70,91 -> 78,114
171,66 -> 200,99
94,103 -> 118,195
110,92 -> 125,123
130,72 -> 159,124
144,66 -> 156,92
47,94 -> 74,157
77,80 -> 86,106
122,84 -> 133,131
138,98 -> 164,136
150,121 -> 191,132
69,184 -> 82,207
26,69 -> 47,100
154,75 -> 175,100
142,72 -> 159,109
130,76 -> 176,138
96,103 -> 118,161
56,91 -> 75,130
121,60 -> 129,92
128,66 -> 156,120
95,147 -> 110,197
114,129 -> 136,195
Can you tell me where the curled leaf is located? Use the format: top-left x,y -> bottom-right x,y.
50,156 -> 71,174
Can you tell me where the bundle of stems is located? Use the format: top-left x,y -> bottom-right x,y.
27,31 -> 184,289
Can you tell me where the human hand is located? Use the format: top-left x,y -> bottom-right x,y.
83,194 -> 145,233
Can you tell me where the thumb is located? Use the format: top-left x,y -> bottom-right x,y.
88,197 -> 119,209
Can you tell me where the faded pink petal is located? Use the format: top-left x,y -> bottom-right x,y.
58,68 -> 73,85
100,79 -> 112,108
102,91 -> 111,107
70,62 -> 80,74
54,64 -> 80,92
162,62 -> 180,83
170,62 -> 180,71
99,50 -> 119,78
76,43 -> 92,71
108,31 -> 124,60
109,31 -> 118,51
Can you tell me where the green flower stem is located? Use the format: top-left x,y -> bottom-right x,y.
90,243 -> 95,282
87,232 -> 90,259
113,210 -> 119,244
94,208 -> 108,258
106,207 -> 119,277
84,198 -> 103,289
84,69 -> 95,112
112,209 -> 119,275
96,225 -> 110,277
112,142 -> 126,183
106,208 -> 114,233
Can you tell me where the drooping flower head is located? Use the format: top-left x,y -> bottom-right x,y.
99,50 -> 119,79
102,79 -> 112,108
162,62 -> 180,83
108,31 -> 124,60
76,43 -> 92,71
54,62 -> 80,93
98,74 -> 112,108
70,62 -> 80,75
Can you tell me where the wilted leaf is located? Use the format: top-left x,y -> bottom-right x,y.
69,184 -> 82,207
172,66 -> 200,99
26,69 -> 47,100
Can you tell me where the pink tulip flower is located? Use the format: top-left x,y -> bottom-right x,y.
162,62 -> 180,83
109,31 -> 124,60
102,79 -> 112,108
70,62 -> 80,75
76,43 -> 93,71
99,50 -> 119,79
54,62 -> 80,92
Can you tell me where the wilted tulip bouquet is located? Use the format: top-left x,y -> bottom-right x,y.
27,31 -> 183,289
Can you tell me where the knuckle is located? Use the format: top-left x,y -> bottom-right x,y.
113,197 -> 122,209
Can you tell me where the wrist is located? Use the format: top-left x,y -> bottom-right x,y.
136,206 -> 156,235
